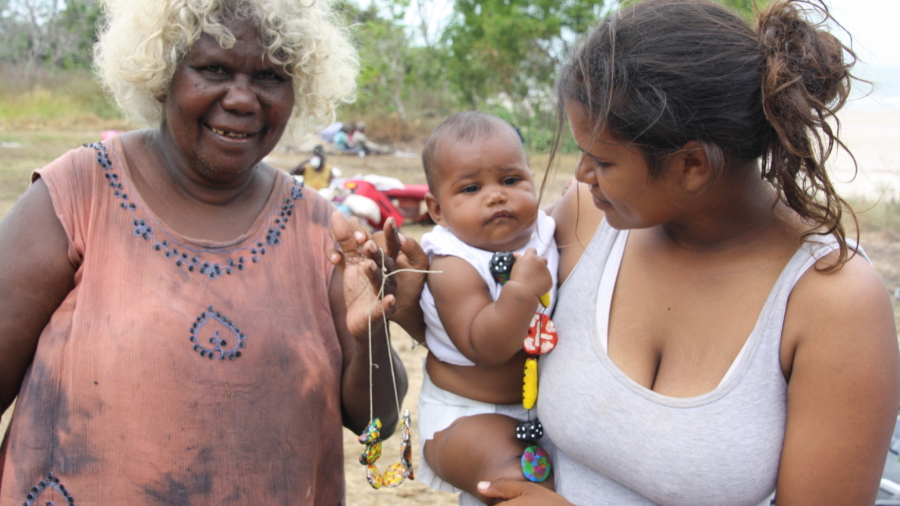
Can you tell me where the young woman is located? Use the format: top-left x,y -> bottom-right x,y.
478,0 -> 900,504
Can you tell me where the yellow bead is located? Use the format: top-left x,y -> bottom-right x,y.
359,440 -> 383,465
523,358 -> 538,409
538,292 -> 551,308
382,461 -> 409,488
366,463 -> 383,489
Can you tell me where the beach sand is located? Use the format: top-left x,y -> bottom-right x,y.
829,108 -> 900,202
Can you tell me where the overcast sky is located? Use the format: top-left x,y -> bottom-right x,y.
368,0 -> 898,99
828,0 -> 899,67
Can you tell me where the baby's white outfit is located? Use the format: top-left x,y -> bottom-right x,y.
417,210 -> 559,505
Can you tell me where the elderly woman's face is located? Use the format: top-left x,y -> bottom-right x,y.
162,17 -> 294,181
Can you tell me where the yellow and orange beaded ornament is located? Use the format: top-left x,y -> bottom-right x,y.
357,248 -> 429,489
358,412 -> 414,488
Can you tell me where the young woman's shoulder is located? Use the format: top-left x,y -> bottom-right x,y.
551,181 -> 604,284
777,249 -> 899,503
783,249 -> 896,369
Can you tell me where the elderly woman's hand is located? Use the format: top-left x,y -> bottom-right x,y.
328,211 -> 427,341
328,211 -> 399,339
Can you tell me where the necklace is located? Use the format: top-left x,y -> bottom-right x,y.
490,251 -> 556,483
357,249 -> 433,489
85,140 -> 303,280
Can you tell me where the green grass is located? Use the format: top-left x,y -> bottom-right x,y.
850,198 -> 900,236
0,66 -> 125,129
0,131 -> 114,204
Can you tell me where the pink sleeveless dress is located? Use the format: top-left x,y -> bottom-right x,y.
0,136 -> 347,505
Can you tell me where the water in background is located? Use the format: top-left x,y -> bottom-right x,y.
849,64 -> 900,111
829,64 -> 900,201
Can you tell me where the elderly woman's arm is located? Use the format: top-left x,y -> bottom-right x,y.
0,179 -> 76,410
328,212 -> 418,435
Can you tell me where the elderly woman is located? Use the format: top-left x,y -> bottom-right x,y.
0,0 -> 424,504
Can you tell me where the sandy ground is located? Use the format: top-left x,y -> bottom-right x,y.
828,108 -> 900,202
340,323 -> 460,506
0,107 -> 898,504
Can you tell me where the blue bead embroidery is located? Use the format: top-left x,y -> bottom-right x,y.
189,305 -> 246,361
23,472 -> 75,505
84,141 -> 304,280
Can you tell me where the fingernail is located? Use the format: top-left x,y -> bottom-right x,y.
477,481 -> 490,491
354,231 -> 365,241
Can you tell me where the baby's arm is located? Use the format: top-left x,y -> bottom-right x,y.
428,249 -> 552,366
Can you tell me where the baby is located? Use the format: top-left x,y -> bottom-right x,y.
417,112 -> 558,505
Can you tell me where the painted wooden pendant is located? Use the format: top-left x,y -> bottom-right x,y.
521,445 -> 552,482
524,313 -> 558,355
489,252 -> 555,483
523,357 -> 539,410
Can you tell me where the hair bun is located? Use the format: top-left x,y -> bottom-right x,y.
757,0 -> 852,108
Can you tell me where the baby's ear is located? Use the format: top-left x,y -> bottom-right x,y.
424,192 -> 444,226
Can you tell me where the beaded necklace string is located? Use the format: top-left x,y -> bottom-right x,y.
489,251 -> 556,484
357,250 -> 436,489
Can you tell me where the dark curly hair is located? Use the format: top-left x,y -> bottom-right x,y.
552,0 -> 859,268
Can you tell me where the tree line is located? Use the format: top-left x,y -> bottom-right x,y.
340,0 -> 760,148
0,0 -> 761,147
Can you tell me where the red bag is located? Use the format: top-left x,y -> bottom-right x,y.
344,180 -> 405,229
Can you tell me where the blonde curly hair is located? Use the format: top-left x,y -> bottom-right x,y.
93,0 -> 358,136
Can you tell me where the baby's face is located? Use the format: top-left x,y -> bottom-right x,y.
427,129 -> 538,252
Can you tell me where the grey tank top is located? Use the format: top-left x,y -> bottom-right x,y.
539,220 -> 848,506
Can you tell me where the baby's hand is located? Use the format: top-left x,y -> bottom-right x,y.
509,248 -> 552,301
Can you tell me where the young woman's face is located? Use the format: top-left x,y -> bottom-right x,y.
427,128 -> 539,252
161,17 -> 294,183
567,101 -> 681,230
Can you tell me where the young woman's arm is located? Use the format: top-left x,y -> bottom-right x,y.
776,253 -> 900,504
477,479 -> 575,505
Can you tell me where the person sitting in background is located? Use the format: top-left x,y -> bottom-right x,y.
333,122 -> 354,152
350,121 -> 393,155
291,144 -> 334,190
0,0 -> 427,504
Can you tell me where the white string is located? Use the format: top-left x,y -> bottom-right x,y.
363,249 -> 439,422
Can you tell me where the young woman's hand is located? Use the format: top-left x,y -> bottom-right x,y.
477,480 -> 575,505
